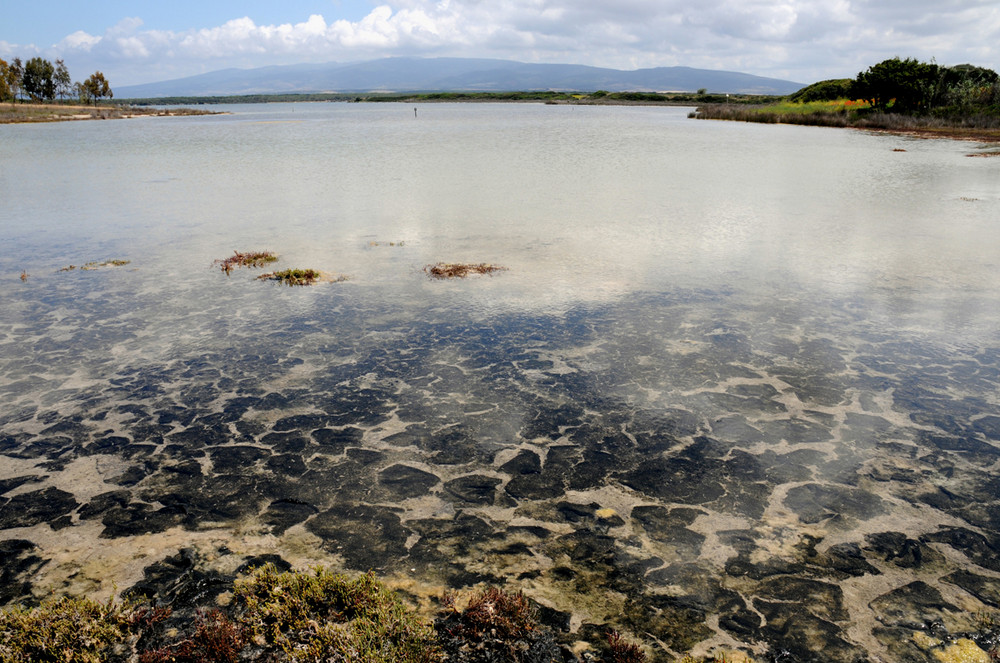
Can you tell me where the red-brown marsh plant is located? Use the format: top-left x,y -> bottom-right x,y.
424,263 -> 508,279
212,250 -> 278,274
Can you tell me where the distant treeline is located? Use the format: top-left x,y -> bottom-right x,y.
123,92 -> 358,105
122,89 -> 784,106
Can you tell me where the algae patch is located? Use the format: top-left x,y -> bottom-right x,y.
424,263 -> 508,279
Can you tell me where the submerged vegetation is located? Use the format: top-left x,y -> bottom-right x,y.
58,259 -> 131,271
212,250 -> 279,273
425,263 -> 508,279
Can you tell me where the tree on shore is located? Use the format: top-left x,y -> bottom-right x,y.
7,57 -> 24,102
83,71 -> 112,105
848,57 -> 1000,116
0,59 -> 11,102
850,57 -> 940,113
22,57 -> 56,101
74,81 -> 91,105
54,59 -> 72,101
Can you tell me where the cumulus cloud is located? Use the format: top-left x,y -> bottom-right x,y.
12,0 -> 1000,87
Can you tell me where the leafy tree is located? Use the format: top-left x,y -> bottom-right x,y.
73,82 -> 90,104
0,59 -> 11,101
83,71 -> 112,105
7,57 -> 23,102
941,63 -> 999,88
936,64 -> 1000,111
22,57 -> 56,101
850,57 -> 940,113
54,59 -> 73,101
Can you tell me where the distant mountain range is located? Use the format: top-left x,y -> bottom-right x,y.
116,57 -> 805,98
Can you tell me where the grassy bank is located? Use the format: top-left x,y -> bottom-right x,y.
0,102 -> 217,124
691,99 -> 1000,142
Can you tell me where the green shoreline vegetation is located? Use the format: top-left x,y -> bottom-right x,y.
5,54 -> 1000,143
692,58 -> 1000,143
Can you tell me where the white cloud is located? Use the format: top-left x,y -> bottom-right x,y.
11,0 -> 1000,87
58,31 -> 101,52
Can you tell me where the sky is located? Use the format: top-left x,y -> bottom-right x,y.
2,0 -> 999,88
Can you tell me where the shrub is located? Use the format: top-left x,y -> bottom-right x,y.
234,564 -> 438,663
0,596 -> 167,663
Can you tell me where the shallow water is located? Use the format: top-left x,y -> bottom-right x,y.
2,103 -> 1000,661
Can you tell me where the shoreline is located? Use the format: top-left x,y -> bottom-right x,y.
8,98 -> 1000,145
691,103 -> 1000,144
0,102 -> 220,124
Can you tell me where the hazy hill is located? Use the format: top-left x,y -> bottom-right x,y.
116,57 -> 804,98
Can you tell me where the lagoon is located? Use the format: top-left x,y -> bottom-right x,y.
2,102 -> 1000,661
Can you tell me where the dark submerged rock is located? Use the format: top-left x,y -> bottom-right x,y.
0,487 -> 79,530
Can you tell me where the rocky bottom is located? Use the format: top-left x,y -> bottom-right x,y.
2,285 -> 1000,662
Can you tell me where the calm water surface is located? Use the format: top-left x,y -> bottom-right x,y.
2,103 -> 1000,661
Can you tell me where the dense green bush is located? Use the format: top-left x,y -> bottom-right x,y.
788,79 -> 853,103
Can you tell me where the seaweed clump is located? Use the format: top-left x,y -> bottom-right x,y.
234,564 -> 437,662
82,259 -> 130,270
59,259 -> 131,271
256,268 -> 323,286
212,250 -> 278,274
424,263 -> 508,279
139,609 -> 244,663
0,595 -> 169,663
435,587 -> 567,663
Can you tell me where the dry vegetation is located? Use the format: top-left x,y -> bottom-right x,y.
424,263 -> 508,279
212,250 -> 279,273
0,565 -> 651,663
0,102 -> 216,124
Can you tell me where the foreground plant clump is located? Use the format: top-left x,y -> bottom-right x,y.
256,268 -> 325,286
0,595 -> 169,663
0,565 -> 652,662
424,263 -> 508,278
235,565 -> 437,662
212,250 -> 279,273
